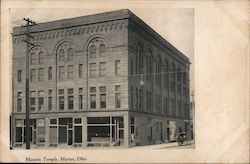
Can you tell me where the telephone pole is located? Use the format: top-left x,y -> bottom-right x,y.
23,18 -> 36,149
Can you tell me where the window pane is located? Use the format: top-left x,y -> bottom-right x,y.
49,126 -> 57,143
99,86 -> 106,92
68,96 -> 74,110
30,53 -> 36,64
90,63 -> 96,77
67,65 -> 74,79
30,69 -> 36,82
90,87 -> 96,93
59,126 -> 67,143
115,93 -> 121,108
18,70 -> 22,82
99,62 -> 106,76
90,95 -> 96,109
115,60 -> 121,75
59,49 -> 65,61
90,45 -> 96,58
38,68 -> 44,81
15,127 -> 22,142
38,97 -> 44,111
68,88 -> 73,94
38,51 -> 44,64
67,48 -> 73,61
100,94 -> 106,108
99,44 -> 106,57
74,126 -> 82,143
48,67 -> 52,80
59,96 -> 64,110
48,97 -> 52,111
79,64 -> 83,78
59,66 -> 65,79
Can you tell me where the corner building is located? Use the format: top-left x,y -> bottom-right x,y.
11,9 -> 191,148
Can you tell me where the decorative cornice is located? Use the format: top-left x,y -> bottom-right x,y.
13,20 -> 127,44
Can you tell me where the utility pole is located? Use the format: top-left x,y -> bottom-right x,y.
23,18 -> 36,149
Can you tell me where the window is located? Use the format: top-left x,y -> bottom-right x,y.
90,63 -> 96,77
59,49 -> 65,62
38,68 -> 44,81
18,70 -> 22,82
59,89 -> 64,110
30,69 -> 36,82
48,90 -> 52,111
115,60 -> 121,75
99,44 -> 106,57
59,66 -> 65,79
30,53 -> 36,64
79,88 -> 83,110
30,91 -> 36,111
139,89 -> 142,112
90,87 -> 96,109
48,67 -> 52,80
130,86 -> 133,109
90,45 -> 96,58
17,92 -> 22,112
99,62 -> 106,76
130,60 -> 133,75
67,48 -> 73,61
38,51 -> 44,64
79,64 -> 83,78
68,89 -> 74,110
115,85 -> 121,108
67,65 -> 74,79
136,88 -> 138,111
130,117 -> 135,143
100,86 -> 106,108
38,91 -> 44,111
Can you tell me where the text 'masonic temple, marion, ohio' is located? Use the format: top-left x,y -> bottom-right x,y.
11,9 -> 191,148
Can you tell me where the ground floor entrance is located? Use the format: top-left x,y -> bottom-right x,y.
11,114 -> 127,148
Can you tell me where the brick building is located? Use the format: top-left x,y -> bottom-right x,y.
11,9 -> 191,148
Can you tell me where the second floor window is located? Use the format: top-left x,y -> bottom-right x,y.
17,92 -> 22,112
18,70 -> 22,82
90,87 -> 96,109
59,89 -> 64,110
38,90 -> 44,111
30,91 -> 36,111
115,85 -> 121,108
100,86 -> 106,108
68,89 -> 74,110
48,90 -> 52,111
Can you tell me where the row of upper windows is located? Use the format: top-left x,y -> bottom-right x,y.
29,40 -> 107,65
17,60 -> 121,82
16,86 -> 121,112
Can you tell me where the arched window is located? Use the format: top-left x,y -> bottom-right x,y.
90,45 -> 96,58
99,44 -> 106,57
29,46 -> 45,65
57,41 -> 74,62
30,53 -> 36,64
67,48 -> 73,61
59,49 -> 65,62
38,51 -> 44,64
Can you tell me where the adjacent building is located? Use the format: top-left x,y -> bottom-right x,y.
11,9 -> 191,148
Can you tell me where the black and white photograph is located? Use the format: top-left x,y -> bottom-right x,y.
0,0 -> 249,163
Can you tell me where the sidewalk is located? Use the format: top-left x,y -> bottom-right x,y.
131,140 -> 194,149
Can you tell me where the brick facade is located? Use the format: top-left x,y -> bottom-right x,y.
11,9 -> 191,148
